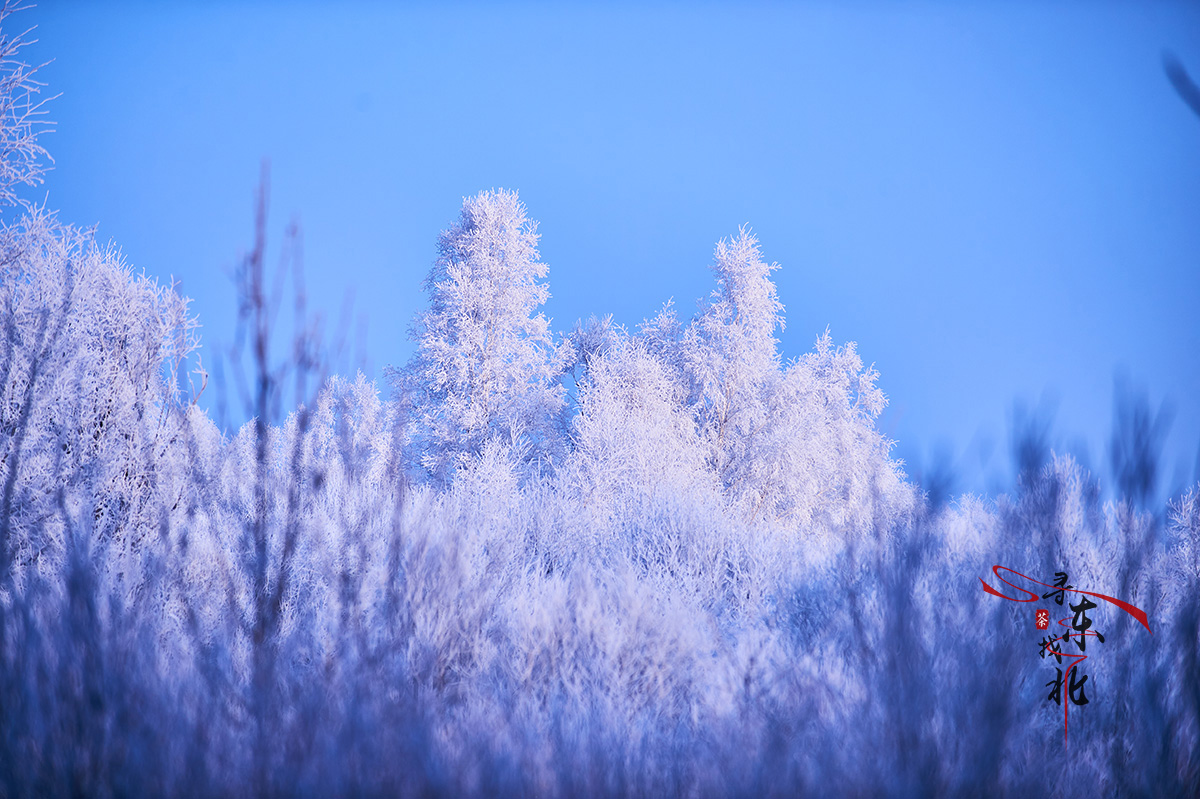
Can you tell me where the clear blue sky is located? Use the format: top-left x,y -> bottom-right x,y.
22,1 -> 1200,500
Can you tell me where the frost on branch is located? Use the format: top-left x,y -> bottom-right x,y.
0,1 -> 52,208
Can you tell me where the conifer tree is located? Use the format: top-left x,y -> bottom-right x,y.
401,189 -> 566,484
680,227 -> 784,499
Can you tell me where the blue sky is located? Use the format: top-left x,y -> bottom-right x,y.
22,1 -> 1200,499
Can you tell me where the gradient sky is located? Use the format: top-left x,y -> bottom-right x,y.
20,1 -> 1200,500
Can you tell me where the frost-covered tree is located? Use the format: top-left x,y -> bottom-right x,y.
766,330 -> 911,531
679,228 -> 784,495
400,189 -> 566,484
663,228 -> 910,529
0,8 -> 1191,779
567,333 -> 716,528
0,211 -> 199,587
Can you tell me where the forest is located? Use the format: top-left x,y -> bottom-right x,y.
1,5 -> 1198,797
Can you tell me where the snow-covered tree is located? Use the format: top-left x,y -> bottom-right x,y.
399,189 -> 566,485
664,228 -> 910,529
4,0 -> 1197,789
765,330 -> 911,531
0,210 -> 199,586
679,228 -> 784,498
567,333 -> 716,526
